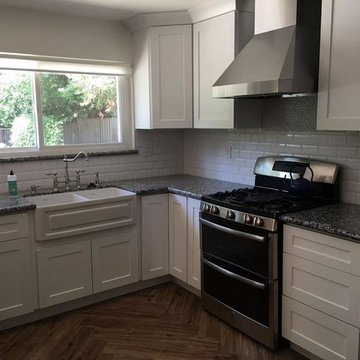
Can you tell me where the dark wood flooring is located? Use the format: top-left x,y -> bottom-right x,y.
0,283 -> 308,360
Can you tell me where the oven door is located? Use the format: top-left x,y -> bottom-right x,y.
200,214 -> 277,279
202,253 -> 270,326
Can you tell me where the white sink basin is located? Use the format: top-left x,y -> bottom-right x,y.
28,192 -> 88,207
75,187 -> 134,200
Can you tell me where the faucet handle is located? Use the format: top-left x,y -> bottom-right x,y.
75,169 -> 86,174
30,184 -> 41,195
46,171 -> 58,177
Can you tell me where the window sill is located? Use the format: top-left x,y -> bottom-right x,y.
0,149 -> 138,163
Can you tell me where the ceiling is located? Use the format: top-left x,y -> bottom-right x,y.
0,0 -> 212,21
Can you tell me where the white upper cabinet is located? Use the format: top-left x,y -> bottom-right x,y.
193,12 -> 235,129
133,25 -> 193,129
317,0 -> 360,130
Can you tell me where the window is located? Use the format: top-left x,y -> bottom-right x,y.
0,67 -> 132,155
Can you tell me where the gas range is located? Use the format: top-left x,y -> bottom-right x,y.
201,187 -> 333,232
200,156 -> 340,350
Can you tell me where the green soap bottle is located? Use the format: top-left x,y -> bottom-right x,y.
8,170 -> 18,199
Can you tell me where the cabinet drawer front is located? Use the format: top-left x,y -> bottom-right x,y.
284,225 -> 360,276
0,213 -> 29,242
283,253 -> 360,327
282,296 -> 359,360
37,240 -> 92,308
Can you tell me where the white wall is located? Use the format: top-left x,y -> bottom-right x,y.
0,5 -> 131,64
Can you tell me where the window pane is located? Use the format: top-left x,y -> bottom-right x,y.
40,73 -> 120,146
0,70 -> 35,148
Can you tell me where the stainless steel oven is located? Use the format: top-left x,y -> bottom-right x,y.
200,212 -> 279,350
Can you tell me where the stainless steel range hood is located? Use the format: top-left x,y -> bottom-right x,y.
213,0 -> 321,98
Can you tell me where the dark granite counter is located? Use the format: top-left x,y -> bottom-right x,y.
110,174 -> 245,199
281,203 -> 360,243
0,175 -> 244,216
0,197 -> 36,215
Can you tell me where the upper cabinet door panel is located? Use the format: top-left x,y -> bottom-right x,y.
194,12 -> 235,129
317,0 -> 360,130
150,26 -> 193,129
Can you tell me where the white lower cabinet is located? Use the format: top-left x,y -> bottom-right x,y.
187,198 -> 201,290
141,194 -> 169,280
283,296 -> 359,360
282,225 -> 360,360
37,240 -> 92,308
141,194 -> 201,290
0,238 -> 34,321
169,194 -> 188,282
92,227 -> 139,293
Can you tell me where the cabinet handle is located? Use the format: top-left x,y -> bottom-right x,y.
202,258 -> 266,290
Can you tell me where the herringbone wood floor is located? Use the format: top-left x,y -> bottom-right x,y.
0,283 -> 307,360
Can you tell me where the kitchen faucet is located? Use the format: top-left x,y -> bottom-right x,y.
62,151 -> 89,190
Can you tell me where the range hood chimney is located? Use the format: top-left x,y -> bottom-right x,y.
213,0 -> 322,98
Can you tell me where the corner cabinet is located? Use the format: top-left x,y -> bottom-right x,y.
193,12 -> 235,128
317,0 -> 360,130
133,25 -> 193,129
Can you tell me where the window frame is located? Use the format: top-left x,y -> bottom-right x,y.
0,68 -> 134,157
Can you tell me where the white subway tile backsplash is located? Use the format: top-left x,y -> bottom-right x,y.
184,129 -> 360,205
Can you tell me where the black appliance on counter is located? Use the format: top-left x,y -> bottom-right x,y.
200,156 -> 339,350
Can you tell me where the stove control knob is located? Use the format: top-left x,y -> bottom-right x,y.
254,217 -> 264,227
210,206 -> 220,215
226,210 -> 235,220
203,204 -> 210,213
243,214 -> 253,224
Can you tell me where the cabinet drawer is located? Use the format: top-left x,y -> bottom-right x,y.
282,296 -> 359,360
283,225 -> 360,276
0,213 -> 29,242
283,253 -> 360,327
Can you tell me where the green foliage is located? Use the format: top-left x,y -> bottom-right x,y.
0,71 -> 118,147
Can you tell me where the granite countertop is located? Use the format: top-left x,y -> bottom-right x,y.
281,203 -> 360,243
0,175 -> 244,216
0,196 -> 36,215
110,174 -> 245,200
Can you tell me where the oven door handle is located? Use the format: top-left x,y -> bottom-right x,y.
202,258 -> 266,290
199,218 -> 266,243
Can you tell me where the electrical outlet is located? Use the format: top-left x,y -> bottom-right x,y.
227,145 -> 233,159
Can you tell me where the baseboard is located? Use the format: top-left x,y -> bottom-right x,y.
0,276 -> 171,331
171,277 -> 201,297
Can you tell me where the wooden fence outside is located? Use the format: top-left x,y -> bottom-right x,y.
63,117 -> 119,145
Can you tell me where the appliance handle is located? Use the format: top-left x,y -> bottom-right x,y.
202,258 -> 266,290
200,218 -> 266,243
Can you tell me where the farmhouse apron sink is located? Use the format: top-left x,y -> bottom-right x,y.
28,188 -> 136,241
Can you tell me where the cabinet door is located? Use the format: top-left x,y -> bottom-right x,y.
193,12 -> 234,128
0,239 -> 34,321
92,227 -> 139,293
149,25 -> 193,129
283,296 -> 359,360
141,194 -> 169,280
317,0 -> 360,130
37,240 -> 92,308
169,194 -> 187,282
187,198 -> 201,290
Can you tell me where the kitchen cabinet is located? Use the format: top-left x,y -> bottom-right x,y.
92,227 -> 139,293
169,194 -> 188,282
193,12 -> 235,128
0,237 -> 34,321
317,0 -> 360,130
133,25 -> 193,129
187,198 -> 201,290
37,240 -> 92,308
141,194 -> 169,280
282,225 -> 360,360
